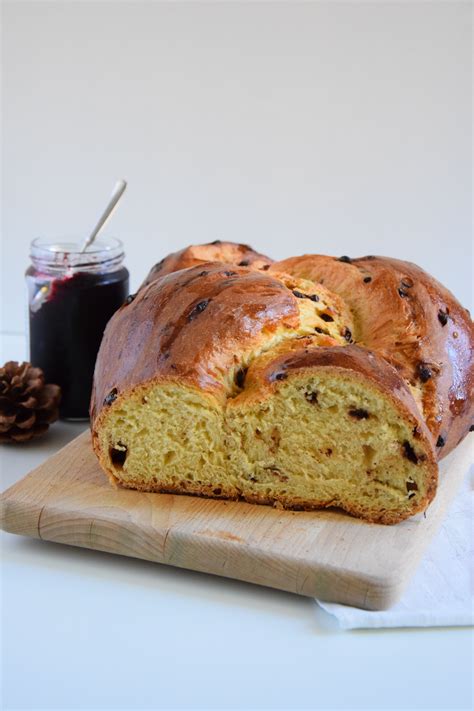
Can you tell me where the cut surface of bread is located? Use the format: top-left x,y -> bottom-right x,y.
94,346 -> 437,525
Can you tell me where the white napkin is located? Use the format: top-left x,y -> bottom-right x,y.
316,470 -> 473,629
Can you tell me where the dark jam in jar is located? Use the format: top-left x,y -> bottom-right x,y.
26,238 -> 129,419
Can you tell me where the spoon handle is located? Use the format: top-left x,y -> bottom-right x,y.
80,179 -> 127,252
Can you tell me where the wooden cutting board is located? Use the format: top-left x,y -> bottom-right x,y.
1,431 -> 471,610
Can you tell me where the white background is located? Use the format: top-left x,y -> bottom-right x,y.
1,2 -> 473,710
1,0 -> 472,336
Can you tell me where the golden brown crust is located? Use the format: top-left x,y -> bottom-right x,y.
91,262 -> 352,422
271,255 -> 474,457
91,263 -> 300,421
141,240 -> 272,288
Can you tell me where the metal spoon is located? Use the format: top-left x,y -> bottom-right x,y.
31,180 -> 128,311
80,179 -> 127,252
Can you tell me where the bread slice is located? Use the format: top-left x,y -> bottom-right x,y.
226,344 -> 437,524
91,263 -> 437,524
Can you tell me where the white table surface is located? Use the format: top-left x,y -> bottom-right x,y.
1,333 -> 472,711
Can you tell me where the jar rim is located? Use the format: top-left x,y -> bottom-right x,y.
30,236 -> 125,273
31,236 -> 124,259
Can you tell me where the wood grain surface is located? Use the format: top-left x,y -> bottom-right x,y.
1,431 -> 472,610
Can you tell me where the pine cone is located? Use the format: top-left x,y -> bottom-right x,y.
0,361 -> 61,443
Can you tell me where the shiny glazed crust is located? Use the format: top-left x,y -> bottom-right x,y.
271,255 -> 474,457
91,261 -> 352,419
91,263 -> 303,417
141,240 -> 272,288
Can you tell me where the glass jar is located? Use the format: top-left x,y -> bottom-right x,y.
26,237 -> 129,420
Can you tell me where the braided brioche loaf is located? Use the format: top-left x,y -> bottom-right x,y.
88,239 -> 473,523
